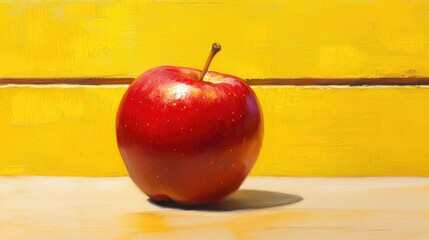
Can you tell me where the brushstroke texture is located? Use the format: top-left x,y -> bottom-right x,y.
1,85 -> 429,176
1,176 -> 429,239
0,0 -> 429,79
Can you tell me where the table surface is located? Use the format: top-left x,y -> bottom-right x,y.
1,176 -> 429,239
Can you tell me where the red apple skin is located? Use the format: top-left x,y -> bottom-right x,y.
116,66 -> 263,205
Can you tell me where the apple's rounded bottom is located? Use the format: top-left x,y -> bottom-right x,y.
150,194 -> 171,202
173,197 -> 223,206
149,195 -> 223,206
170,188 -> 239,206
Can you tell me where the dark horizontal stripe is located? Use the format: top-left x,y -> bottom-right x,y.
246,78 -> 429,86
0,78 -> 135,85
1,77 -> 429,86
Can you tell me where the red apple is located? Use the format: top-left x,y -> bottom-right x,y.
116,43 -> 263,205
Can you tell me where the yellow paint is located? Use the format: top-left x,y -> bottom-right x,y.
1,0 -> 429,79
253,86 -> 429,176
1,85 -> 429,176
0,86 -> 127,176
127,213 -> 170,233
124,209 -> 429,240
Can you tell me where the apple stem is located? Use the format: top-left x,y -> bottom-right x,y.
199,43 -> 221,81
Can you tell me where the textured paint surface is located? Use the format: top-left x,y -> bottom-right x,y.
1,0 -> 429,79
1,85 -> 429,176
0,86 -> 127,176
2,176 -> 429,239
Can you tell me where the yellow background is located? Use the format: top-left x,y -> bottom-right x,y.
1,0 -> 429,176
1,0 -> 429,79
1,85 -> 429,176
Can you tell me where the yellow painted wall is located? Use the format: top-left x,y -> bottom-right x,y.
1,1 -> 429,176
1,0 -> 429,79
1,85 -> 429,176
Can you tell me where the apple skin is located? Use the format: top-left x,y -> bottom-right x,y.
116,66 -> 263,205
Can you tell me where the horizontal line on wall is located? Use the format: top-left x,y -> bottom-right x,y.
0,78 -> 135,85
1,78 -> 429,86
247,78 -> 429,86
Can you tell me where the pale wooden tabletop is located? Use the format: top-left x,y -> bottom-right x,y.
1,176 -> 428,239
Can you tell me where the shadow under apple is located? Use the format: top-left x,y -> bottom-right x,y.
148,189 -> 303,211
